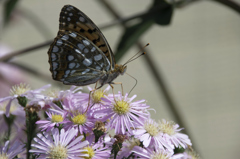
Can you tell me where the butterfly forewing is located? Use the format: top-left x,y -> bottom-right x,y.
58,5 -> 115,69
48,30 -> 111,86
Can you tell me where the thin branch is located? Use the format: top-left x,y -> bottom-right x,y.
213,0 -> 240,14
0,40 -> 52,62
99,0 -> 199,152
9,61 -> 63,87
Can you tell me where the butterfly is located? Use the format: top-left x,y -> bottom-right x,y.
48,5 -> 128,90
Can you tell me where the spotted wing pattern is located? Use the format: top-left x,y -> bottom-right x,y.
48,5 -> 114,86
59,5 -> 115,69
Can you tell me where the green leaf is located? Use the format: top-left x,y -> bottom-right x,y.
115,18 -> 154,62
4,0 -> 19,25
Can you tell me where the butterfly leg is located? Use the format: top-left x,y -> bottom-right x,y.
85,83 -> 103,113
110,82 -> 124,96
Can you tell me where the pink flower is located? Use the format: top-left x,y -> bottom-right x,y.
94,92 -> 150,135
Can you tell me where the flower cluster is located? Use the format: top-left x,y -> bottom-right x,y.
0,83 -> 198,159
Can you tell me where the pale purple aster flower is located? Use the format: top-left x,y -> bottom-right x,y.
30,128 -> 89,159
0,100 -> 25,139
131,146 -> 183,159
158,119 -> 192,149
178,149 -> 200,159
94,92 -> 150,135
62,93 -> 96,134
0,83 -> 51,117
133,118 -> 174,152
0,140 -> 25,159
82,141 -> 111,159
36,109 -> 68,132
117,138 -> 141,159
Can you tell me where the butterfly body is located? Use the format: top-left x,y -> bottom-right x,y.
48,5 -> 127,88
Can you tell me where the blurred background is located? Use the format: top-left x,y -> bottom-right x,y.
1,0 -> 240,158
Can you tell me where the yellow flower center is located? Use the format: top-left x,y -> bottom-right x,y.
71,114 -> 86,125
51,114 -> 63,123
128,138 -> 140,150
83,146 -> 95,159
9,83 -> 31,96
0,153 -> 7,159
47,89 -> 59,98
113,100 -> 129,115
150,151 -> 169,159
49,144 -> 67,159
144,121 -> 159,136
158,121 -> 175,135
186,150 -> 200,159
91,89 -> 106,103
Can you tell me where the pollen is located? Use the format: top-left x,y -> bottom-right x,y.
83,146 -> 95,159
113,100 -> 129,115
9,83 -> 31,96
71,114 -> 86,125
144,120 -> 159,137
0,153 -> 7,159
51,114 -> 63,123
47,89 -> 59,98
128,138 -> 140,150
158,120 -> 175,135
49,144 -> 67,159
150,151 -> 169,159
91,89 -> 106,103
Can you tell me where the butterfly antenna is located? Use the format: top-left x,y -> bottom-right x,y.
125,72 -> 138,96
123,43 -> 149,66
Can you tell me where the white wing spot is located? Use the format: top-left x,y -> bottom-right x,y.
61,35 -> 69,40
68,55 -> 74,61
51,53 -> 57,61
82,40 -> 90,46
66,6 -> 73,11
65,70 -> 70,75
70,70 -> 76,75
56,39 -> 63,46
52,46 -> 59,53
77,43 -> 85,50
83,58 -> 92,66
53,71 -> 57,77
96,66 -> 101,70
92,71 -> 99,75
52,62 -> 58,70
76,63 -> 80,68
82,69 -> 90,74
84,48 -> 89,54
79,16 -> 85,22
94,54 -> 102,61
69,32 -> 77,38
69,13 -> 73,16
68,62 -> 76,69
91,47 -> 96,52
67,17 -> 71,21
75,49 -> 81,54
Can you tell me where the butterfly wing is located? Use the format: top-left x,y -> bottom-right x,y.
48,5 -> 116,86
59,5 -> 115,69
48,30 -> 111,86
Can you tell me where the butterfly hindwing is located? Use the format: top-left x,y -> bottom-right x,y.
58,5 -> 115,70
48,30 -> 111,86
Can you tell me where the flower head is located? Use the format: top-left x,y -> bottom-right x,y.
0,140 -> 25,159
133,119 -> 173,152
30,128 -> 89,158
158,119 -> 192,149
94,92 -> 150,135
